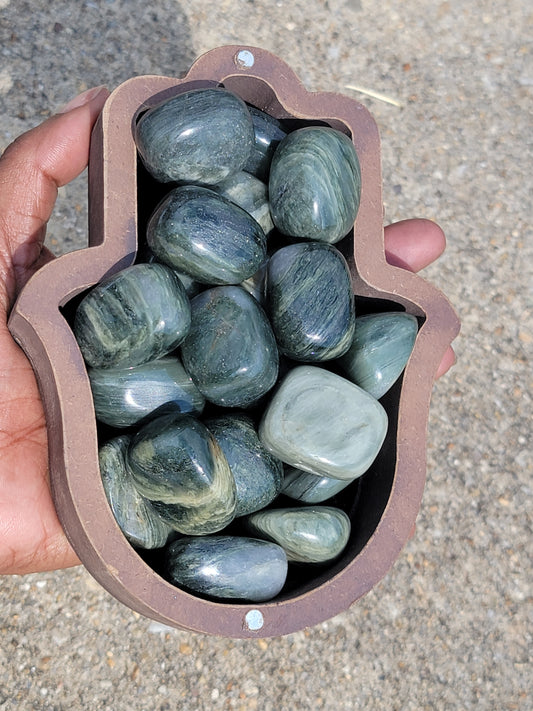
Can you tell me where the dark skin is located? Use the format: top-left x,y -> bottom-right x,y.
0,87 -> 455,575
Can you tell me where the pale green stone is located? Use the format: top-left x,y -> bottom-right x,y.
211,171 -> 274,235
245,506 -> 351,563
259,366 -> 388,481
337,312 -> 418,399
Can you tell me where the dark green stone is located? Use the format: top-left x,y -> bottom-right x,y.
135,88 -> 254,185
166,536 -> 288,601
73,263 -> 191,368
127,412 -> 236,536
244,106 -> 287,181
99,435 -> 172,549
147,186 -> 267,285
245,506 -> 351,563
337,312 -> 419,399
211,171 -> 274,235
266,242 -> 355,361
181,286 -> 279,407
269,126 -> 361,244
89,356 -> 205,428
206,414 -> 283,517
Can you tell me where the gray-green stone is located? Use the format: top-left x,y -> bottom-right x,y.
266,242 -> 355,361
166,536 -> 288,601
244,106 -> 287,181
147,185 -> 267,285
337,312 -> 419,399
135,88 -> 254,185
127,413 -> 236,536
259,366 -> 388,481
181,286 -> 279,408
88,356 -> 205,428
269,126 -> 361,244
73,263 -> 191,368
211,171 -> 274,235
282,466 -> 354,504
99,435 -> 172,549
245,506 -> 351,563
206,414 -> 283,517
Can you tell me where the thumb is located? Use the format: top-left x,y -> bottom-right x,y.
0,86 -> 110,311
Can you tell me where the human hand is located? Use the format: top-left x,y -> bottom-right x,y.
0,91 -> 454,575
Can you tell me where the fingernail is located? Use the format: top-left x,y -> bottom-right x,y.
57,85 -> 108,114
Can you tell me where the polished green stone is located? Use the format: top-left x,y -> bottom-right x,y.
259,366 -> 388,480
127,412 -> 236,536
269,126 -> 361,244
206,414 -> 283,517
147,186 -> 267,285
99,435 -> 172,549
135,88 -> 254,185
73,263 -> 191,368
244,106 -> 287,181
211,171 -> 274,235
88,356 -> 205,428
245,506 -> 351,563
337,312 -> 419,399
282,466 -> 354,504
181,286 -> 279,407
266,242 -> 355,361
166,536 -> 288,601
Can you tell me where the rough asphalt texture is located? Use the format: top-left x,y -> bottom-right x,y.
0,1 -> 531,709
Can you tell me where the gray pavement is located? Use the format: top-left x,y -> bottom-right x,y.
0,1 -> 531,709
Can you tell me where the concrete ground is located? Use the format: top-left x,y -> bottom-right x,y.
0,0 -> 531,709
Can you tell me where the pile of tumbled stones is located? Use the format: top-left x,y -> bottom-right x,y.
72,88 -> 418,603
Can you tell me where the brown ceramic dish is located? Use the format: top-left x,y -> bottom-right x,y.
8,46 -> 459,638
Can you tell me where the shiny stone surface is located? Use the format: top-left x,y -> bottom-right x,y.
246,506 -> 351,563
206,414 -> 283,517
337,312 -> 418,399
282,466 -> 354,504
147,185 -> 266,285
127,413 -> 236,536
73,263 -> 190,369
89,356 -> 205,428
269,126 -> 361,244
181,286 -> 279,407
166,536 -> 288,602
259,366 -> 388,480
135,88 -> 254,185
99,435 -> 172,550
266,242 -> 355,361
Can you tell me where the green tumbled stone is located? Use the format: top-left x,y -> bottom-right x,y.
206,414 -> 283,517
73,263 -> 191,369
244,106 -> 287,181
337,312 -> 419,399
282,466 -> 354,504
266,242 -> 355,361
135,88 -> 254,185
181,286 -> 279,408
127,412 -> 236,536
89,356 -> 205,428
99,435 -> 172,550
211,171 -> 274,235
269,126 -> 361,244
245,506 -> 351,563
147,186 -> 267,285
166,536 -> 288,602
259,366 -> 388,481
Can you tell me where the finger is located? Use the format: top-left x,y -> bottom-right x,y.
384,218 -> 455,376
0,86 -> 109,309
384,218 -> 446,272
